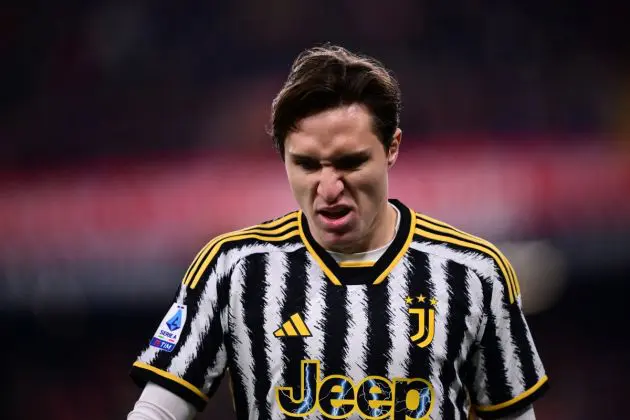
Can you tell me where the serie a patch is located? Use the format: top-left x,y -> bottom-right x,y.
149,303 -> 187,352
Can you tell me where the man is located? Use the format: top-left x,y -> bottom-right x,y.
128,45 -> 548,420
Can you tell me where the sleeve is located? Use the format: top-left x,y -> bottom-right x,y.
127,382 -> 196,420
467,260 -> 549,419
129,243 -> 231,412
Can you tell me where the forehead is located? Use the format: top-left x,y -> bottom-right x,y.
285,104 -> 380,157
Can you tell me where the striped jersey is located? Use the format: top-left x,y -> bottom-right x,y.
130,199 -> 548,420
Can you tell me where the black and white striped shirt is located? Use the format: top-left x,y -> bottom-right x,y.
130,199 -> 548,419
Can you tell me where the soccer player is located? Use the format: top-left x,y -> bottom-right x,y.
128,45 -> 548,420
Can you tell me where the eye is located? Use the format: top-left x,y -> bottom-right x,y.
334,155 -> 368,171
294,158 -> 321,171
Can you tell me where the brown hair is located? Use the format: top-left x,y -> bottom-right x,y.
270,44 -> 401,159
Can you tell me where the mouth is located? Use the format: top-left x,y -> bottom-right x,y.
318,206 -> 351,220
316,206 -> 353,232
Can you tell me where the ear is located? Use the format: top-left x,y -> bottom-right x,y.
387,128 -> 402,168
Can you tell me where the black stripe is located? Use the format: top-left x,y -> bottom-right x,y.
508,303 -> 540,387
415,222 -> 514,294
365,282 -> 392,377
241,254 -> 271,420
182,268 -> 232,396
455,388 -> 469,419
439,261 -> 471,419
479,278 -> 512,404
405,250 -> 433,378
321,280 -> 349,376
279,249 -> 310,396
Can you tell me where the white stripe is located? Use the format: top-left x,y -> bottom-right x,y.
386,255 -> 412,378
229,259 -> 259,418
202,343 -> 227,394
449,386 -> 461,420
344,286 -> 369,380
263,252 -> 290,420
303,256 -> 327,368
471,347 -> 488,404
427,254 -> 450,420
461,268 -> 487,404
489,280 -> 525,395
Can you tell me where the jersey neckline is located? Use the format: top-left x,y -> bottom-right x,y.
298,199 -> 417,286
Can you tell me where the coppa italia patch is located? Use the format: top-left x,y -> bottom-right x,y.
149,303 -> 187,352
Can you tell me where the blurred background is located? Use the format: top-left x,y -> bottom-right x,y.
2,1 -> 629,419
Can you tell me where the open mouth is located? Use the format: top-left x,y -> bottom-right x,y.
319,207 -> 351,220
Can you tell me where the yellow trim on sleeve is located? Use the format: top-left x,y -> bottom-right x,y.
132,361 -> 209,402
474,375 -> 548,413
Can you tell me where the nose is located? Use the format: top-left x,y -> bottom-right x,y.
316,167 -> 344,203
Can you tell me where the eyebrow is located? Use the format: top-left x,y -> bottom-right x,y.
288,150 -> 371,163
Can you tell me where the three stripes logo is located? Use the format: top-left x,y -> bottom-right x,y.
274,313 -> 312,337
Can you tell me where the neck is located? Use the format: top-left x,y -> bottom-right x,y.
364,201 -> 397,251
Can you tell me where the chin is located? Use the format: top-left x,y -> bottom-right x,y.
321,230 -> 361,253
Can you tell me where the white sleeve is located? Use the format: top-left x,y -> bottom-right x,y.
479,406 -> 536,420
127,382 -> 197,420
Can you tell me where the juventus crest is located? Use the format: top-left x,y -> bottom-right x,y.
405,294 -> 437,348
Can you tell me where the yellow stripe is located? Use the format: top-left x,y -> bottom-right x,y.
189,228 -> 300,289
373,211 -> 416,285
290,313 -> 311,336
475,375 -> 548,412
418,214 -> 521,299
414,227 -> 515,304
298,210 -> 342,286
182,212 -> 298,286
338,261 -> 376,267
132,362 -> 208,402
274,329 -> 285,337
283,320 -> 298,336
241,211 -> 300,232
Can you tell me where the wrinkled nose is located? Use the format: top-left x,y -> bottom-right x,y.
316,167 -> 344,203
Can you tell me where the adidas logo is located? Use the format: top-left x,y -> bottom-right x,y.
273,313 -> 312,337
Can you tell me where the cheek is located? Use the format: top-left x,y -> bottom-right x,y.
286,170 -> 314,200
348,166 -> 386,194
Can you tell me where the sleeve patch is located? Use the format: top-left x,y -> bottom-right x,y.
150,303 -> 188,352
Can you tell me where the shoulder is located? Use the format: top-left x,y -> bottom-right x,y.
182,210 -> 303,289
411,211 -> 520,304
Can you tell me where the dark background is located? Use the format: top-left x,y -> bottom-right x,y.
2,1 -> 629,419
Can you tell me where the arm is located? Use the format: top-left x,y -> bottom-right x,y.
128,382 -> 196,420
128,238 -> 232,413
467,256 -> 548,419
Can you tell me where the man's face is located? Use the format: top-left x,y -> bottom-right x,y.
284,103 -> 401,253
